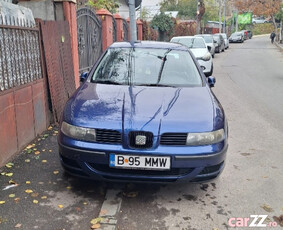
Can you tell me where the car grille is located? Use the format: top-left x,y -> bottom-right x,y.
160,133 -> 187,145
128,131 -> 153,149
96,129 -> 122,144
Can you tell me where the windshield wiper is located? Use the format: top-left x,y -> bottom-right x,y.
140,83 -> 176,87
94,80 -> 123,85
156,49 -> 172,84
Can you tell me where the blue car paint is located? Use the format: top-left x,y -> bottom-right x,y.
58,41 -> 228,183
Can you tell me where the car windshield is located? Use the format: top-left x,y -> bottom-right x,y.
91,48 -> 202,87
221,34 -> 227,39
171,37 -> 206,49
213,36 -> 220,41
201,36 -> 213,43
231,33 -> 242,37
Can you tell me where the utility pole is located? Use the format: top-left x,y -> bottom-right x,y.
129,0 -> 137,43
196,0 -> 200,34
218,0 -> 222,33
236,9 -> 238,32
223,0 -> 226,34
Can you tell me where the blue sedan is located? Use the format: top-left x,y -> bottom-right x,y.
58,41 -> 228,183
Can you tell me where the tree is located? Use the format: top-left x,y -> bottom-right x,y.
235,0 -> 281,31
160,0 -> 198,19
150,12 -> 174,40
88,0 -> 120,13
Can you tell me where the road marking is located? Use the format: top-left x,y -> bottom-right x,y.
98,189 -> 122,230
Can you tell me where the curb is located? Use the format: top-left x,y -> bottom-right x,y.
274,41 -> 283,51
98,189 -> 122,230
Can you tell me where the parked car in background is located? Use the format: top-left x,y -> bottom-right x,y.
229,32 -> 244,43
170,36 -> 213,77
58,41 -> 228,183
252,17 -> 267,24
194,34 -> 216,58
215,33 -> 229,49
247,30 -> 253,39
241,30 -> 248,40
213,34 -> 225,53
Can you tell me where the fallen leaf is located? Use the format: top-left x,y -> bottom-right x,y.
48,126 -> 53,130
33,148 -> 37,151
53,170 -> 59,175
26,145 -> 34,149
15,223 -> 22,228
9,194 -> 15,198
66,186 -> 72,190
33,200 -> 38,204
34,151 -> 40,155
35,156 -> 40,160
90,217 -> 104,225
38,182 -> 44,185
14,198 -> 20,203
1,172 -> 6,176
5,162 -> 14,168
83,202 -> 88,205
58,204 -> 64,209
5,173 -> 13,177
43,134 -> 49,138
91,224 -> 101,229
99,210 -> 107,216
26,149 -> 33,154
9,180 -> 16,184
273,215 -> 283,227
41,196 -> 47,199
42,149 -> 46,152
31,193 -> 39,197
38,138 -> 41,141
122,191 -> 139,198
25,159 -> 30,163
261,204 -> 274,212
25,189 -> 33,194
49,150 -> 52,152
42,160 -> 47,163
0,201 -> 5,205
54,131 -> 58,134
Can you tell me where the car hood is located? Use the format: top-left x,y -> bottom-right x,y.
190,48 -> 208,58
64,83 -> 217,134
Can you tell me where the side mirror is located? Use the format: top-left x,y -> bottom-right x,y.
80,72 -> 88,82
208,76 -> 216,87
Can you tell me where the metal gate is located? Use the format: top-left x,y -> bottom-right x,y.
112,15 -> 117,43
39,20 -> 76,122
77,7 -> 102,73
122,19 -> 129,41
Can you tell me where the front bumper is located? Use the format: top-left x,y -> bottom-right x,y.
197,59 -> 212,74
58,139 -> 228,183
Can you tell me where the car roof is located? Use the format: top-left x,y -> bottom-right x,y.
109,41 -> 188,51
195,34 -> 213,37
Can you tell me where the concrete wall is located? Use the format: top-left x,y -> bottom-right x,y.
18,0 -> 55,21
0,80 -> 49,166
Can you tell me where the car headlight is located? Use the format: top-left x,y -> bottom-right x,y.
61,121 -> 96,142
186,129 -> 225,146
201,52 -> 211,61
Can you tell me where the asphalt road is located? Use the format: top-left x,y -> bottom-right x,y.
114,36 -> 283,230
0,35 -> 282,230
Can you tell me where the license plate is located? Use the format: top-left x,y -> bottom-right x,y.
109,154 -> 170,170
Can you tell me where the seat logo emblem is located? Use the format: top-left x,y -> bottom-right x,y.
135,135 -> 146,145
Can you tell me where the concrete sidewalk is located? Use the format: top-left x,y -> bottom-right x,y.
0,125 -> 107,230
275,41 -> 283,51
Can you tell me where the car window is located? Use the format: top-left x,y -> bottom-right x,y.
202,36 -> 213,43
171,37 -> 206,49
91,48 -> 202,87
